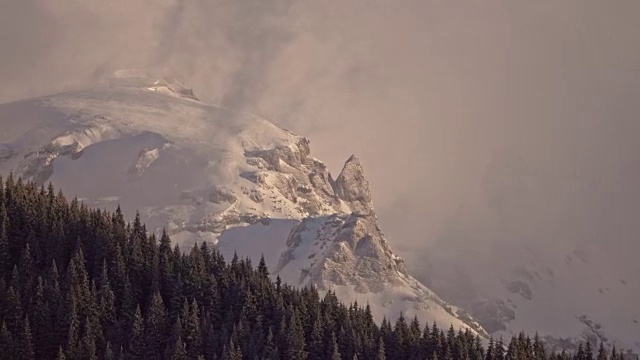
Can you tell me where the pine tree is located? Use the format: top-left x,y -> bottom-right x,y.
65,298 -> 80,360
307,315 -> 324,360
182,299 -> 202,358
167,337 -> 187,360
533,332 -> 546,360
104,342 -> 115,360
0,322 -> 14,360
14,316 -> 35,360
221,339 -> 243,360
375,336 -> 386,360
126,306 -> 143,360
18,243 -> 35,297
4,285 -> 22,335
328,331 -> 342,360
280,307 -> 307,360
79,316 -> 98,360
32,277 -> 53,358
98,261 -> 117,345
0,195 -> 9,275
144,292 -> 167,359
257,254 -> 269,279
165,317 -> 184,360
596,342 -> 608,360
585,341 -> 594,360
495,336 -> 505,360
338,324 -> 356,360
56,347 -> 66,360
487,337 -> 496,360
263,328 -> 280,360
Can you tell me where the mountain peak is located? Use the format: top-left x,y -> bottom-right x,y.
332,154 -> 373,214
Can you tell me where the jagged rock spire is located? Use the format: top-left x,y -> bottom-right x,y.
332,155 -> 374,214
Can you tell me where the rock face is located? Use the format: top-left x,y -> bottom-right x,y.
275,212 -> 405,291
272,212 -> 487,335
331,155 -> 374,214
0,74 -> 487,337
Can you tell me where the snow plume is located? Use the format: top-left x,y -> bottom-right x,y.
0,0 -> 296,112
153,0 -> 296,110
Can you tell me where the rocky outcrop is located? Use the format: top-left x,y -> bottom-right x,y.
332,155 -> 374,214
272,212 -> 487,337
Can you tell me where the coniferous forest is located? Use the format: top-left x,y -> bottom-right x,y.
0,176 -> 631,360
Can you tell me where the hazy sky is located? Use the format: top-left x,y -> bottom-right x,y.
1,1 -> 640,273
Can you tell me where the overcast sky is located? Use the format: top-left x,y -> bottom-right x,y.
2,0 -> 639,274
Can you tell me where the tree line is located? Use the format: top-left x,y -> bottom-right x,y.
0,176 -> 632,359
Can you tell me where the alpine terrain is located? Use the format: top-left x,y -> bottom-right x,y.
410,161 -> 640,358
0,72 -> 486,337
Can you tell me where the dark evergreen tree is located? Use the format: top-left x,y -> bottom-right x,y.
65,298 -> 80,360
0,322 -> 14,360
56,347 -> 66,360
126,306 -> 143,360
144,292 -> 167,359
596,343 -> 608,360
328,331 -> 342,360
262,328 -> 279,360
375,336 -> 386,360
220,339 -> 242,360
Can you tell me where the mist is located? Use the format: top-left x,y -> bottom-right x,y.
2,0 -> 640,292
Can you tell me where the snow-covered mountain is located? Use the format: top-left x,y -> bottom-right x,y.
0,74 -> 486,336
410,199 -> 640,356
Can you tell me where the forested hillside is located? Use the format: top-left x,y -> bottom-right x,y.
0,176 -> 629,359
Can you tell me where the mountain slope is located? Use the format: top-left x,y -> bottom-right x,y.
412,202 -> 640,356
421,244 -> 640,356
0,76 -> 486,336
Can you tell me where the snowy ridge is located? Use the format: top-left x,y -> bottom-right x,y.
0,82 -> 339,243
0,78 -> 487,337
273,212 -> 487,336
419,237 -> 640,356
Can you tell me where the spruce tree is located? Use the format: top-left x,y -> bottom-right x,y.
182,299 -> 202,358
262,328 -> 280,360
596,342 -> 608,360
56,347 -> 66,360
9,316 -> 34,360
307,315 -> 324,360
0,322 -> 14,360
165,317 -> 184,359
585,341 -> 594,360
104,342 -> 115,360
168,338 -> 187,360
144,292 -> 167,359
0,196 -> 8,275
375,336 -> 386,360
32,277 -> 53,358
126,306 -> 143,360
533,332 -> 546,360
328,331 -> 342,360
221,339 -> 243,360
79,316 -> 98,360
99,261 -> 118,345
65,298 -> 80,360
